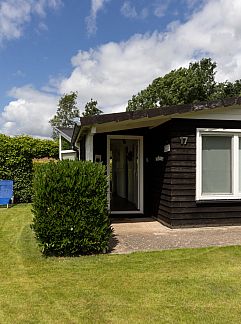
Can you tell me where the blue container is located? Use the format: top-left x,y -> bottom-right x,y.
0,180 -> 13,206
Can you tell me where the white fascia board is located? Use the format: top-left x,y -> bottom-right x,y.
54,127 -> 71,142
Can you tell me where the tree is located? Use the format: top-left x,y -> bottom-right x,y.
211,80 -> 241,100
82,98 -> 103,117
49,92 -> 80,138
126,58 -> 241,112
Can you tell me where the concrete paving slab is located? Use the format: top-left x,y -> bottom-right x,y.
109,218 -> 241,254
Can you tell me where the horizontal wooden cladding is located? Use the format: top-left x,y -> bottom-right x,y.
170,196 -> 195,202
162,188 -> 195,196
171,212 -> 241,220
165,167 -> 195,173
168,154 -> 196,161
160,193 -> 172,201
158,204 -> 171,213
171,200 -> 241,210
172,205 -> 241,214
154,214 -> 172,227
171,148 -> 195,155
158,208 -> 170,218
163,178 -> 196,185
170,217 -> 241,228
171,143 -> 196,149
171,201 -> 203,208
159,199 -> 172,208
162,183 -> 196,194
165,172 -> 195,179
166,160 -> 196,167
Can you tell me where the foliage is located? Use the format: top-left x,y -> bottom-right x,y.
0,134 -> 59,203
60,136 -> 72,150
82,98 -> 103,117
31,160 -> 112,256
30,137 -> 59,158
49,92 -> 80,138
126,58 -> 241,111
211,80 -> 241,100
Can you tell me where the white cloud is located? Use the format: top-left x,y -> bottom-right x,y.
185,0 -> 205,10
12,69 -> 26,78
121,1 -> 137,18
60,0 -> 241,112
33,0 -> 62,17
153,1 -> 169,17
0,0 -> 62,43
86,0 -> 109,36
59,33 -> 177,114
121,1 -> 148,19
0,86 -> 58,137
3,0 -> 241,136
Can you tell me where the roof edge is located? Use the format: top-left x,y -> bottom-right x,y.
80,96 -> 241,127
54,127 -> 73,142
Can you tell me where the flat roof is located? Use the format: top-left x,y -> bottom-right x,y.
80,97 -> 241,126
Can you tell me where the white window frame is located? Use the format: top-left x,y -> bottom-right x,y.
196,128 -> 241,201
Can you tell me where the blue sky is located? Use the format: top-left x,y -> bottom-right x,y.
0,0 -> 241,137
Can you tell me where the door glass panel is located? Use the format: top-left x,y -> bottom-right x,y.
110,139 -> 139,211
202,136 -> 231,194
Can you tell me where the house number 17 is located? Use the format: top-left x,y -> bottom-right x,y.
180,137 -> 188,145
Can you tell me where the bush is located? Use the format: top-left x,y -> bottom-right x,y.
31,160 -> 112,256
0,134 -> 59,202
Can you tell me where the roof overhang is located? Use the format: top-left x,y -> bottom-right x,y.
74,96 -> 241,141
54,127 -> 73,142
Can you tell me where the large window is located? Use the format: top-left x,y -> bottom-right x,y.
196,129 -> 241,200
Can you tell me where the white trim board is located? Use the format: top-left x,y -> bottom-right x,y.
179,106 -> 241,121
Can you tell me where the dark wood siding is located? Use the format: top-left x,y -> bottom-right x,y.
159,119 -> 241,227
144,122 -> 171,222
93,119 -> 241,227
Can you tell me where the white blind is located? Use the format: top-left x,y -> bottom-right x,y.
202,136 -> 231,194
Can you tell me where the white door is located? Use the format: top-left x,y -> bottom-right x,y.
107,135 -> 143,214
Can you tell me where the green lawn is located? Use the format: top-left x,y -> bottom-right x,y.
1,205 -> 241,323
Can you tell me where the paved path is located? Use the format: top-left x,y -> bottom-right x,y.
109,218 -> 241,254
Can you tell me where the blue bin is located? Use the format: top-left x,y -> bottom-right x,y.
0,180 -> 13,207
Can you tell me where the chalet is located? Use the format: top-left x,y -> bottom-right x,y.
56,97 -> 241,227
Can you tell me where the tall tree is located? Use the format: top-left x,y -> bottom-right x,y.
49,92 -> 80,138
82,98 -> 103,117
211,80 -> 241,100
126,58 -> 219,111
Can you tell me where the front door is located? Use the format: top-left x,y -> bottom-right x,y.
107,135 -> 143,214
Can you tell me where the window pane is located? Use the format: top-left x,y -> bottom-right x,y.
202,136 -> 231,194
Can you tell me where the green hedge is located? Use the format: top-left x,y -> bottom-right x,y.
31,160 -> 112,256
0,134 -> 58,202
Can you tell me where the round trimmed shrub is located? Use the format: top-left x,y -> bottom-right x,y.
31,160 -> 112,256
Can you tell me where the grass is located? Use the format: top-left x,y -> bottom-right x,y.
1,205 -> 241,323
